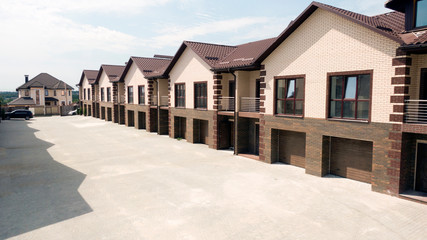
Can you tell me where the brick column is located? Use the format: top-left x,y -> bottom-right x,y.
387,49 -> 412,195
168,78 -> 172,137
146,80 -> 154,132
212,73 -> 222,149
259,65 -> 267,162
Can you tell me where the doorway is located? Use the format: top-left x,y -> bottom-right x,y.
415,141 -> 427,192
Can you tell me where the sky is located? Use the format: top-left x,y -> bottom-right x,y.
0,0 -> 392,91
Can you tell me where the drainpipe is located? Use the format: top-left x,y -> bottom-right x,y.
229,69 -> 238,155
156,79 -> 160,135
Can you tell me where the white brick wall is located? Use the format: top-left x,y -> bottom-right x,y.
262,9 -> 400,123
409,54 -> 427,99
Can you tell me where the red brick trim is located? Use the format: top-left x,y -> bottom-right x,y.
391,77 -> 411,85
393,105 -> 404,113
395,67 -> 410,75
392,57 -> 412,66
390,95 -> 409,103
394,86 -> 409,94
390,114 -> 404,122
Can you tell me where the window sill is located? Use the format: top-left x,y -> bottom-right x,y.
327,118 -> 369,124
175,106 -> 186,109
275,114 -> 303,119
195,108 -> 207,111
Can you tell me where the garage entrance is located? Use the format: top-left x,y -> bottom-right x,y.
127,110 -> 135,127
415,141 -> 427,192
174,116 -> 186,139
276,130 -> 306,168
138,111 -> 146,130
218,115 -> 234,150
193,119 -> 209,144
101,107 -> 106,120
107,108 -> 112,121
119,106 -> 125,125
329,137 -> 373,183
113,105 -> 119,123
88,105 -> 92,116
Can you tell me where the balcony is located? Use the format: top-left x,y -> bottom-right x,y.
404,100 -> 427,124
218,97 -> 235,111
119,95 -> 125,104
240,97 -> 260,112
151,95 -> 158,106
160,96 -> 168,107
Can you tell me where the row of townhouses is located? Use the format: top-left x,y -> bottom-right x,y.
78,1 -> 427,201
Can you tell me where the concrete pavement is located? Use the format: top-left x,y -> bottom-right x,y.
0,116 -> 426,240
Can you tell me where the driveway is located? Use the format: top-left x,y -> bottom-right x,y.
0,116 -> 426,240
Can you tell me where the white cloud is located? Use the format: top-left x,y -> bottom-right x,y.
151,17 -> 271,47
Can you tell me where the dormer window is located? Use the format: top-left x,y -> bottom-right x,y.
415,0 -> 427,28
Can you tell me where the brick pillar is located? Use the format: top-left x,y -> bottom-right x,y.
386,50 -> 412,195
168,79 -> 172,137
259,65 -> 267,162
212,73 -> 222,149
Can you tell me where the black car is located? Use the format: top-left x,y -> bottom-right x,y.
5,110 -> 33,120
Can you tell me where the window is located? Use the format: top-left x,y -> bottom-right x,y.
416,0 -> 427,28
61,90 -> 65,96
175,84 -> 185,108
107,87 -> 111,102
194,82 -> 207,109
54,90 -> 57,96
138,86 -> 145,105
88,89 -> 90,100
25,90 -> 29,96
83,89 -> 86,100
128,86 -> 134,104
69,91 -> 71,96
276,77 -> 304,116
329,73 -> 371,120
101,88 -> 105,101
45,89 -> 49,96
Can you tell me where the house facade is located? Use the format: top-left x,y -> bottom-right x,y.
120,56 -> 172,133
78,70 -> 98,116
11,73 -> 73,115
76,0 -> 427,200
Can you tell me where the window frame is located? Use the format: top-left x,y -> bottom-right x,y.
107,87 -> 111,102
45,89 -> 49,96
194,82 -> 207,110
25,90 -> 29,96
61,90 -> 65,96
138,85 -> 145,105
274,75 -> 305,118
54,90 -> 57,97
128,86 -> 134,104
83,89 -> 86,100
326,70 -> 373,122
101,87 -> 105,101
414,0 -> 427,29
175,83 -> 185,108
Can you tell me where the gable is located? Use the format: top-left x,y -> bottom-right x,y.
169,48 -> 213,83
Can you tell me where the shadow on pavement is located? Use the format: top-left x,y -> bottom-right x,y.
0,119 -> 92,239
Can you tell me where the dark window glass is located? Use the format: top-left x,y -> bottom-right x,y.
45,90 -> 49,96
194,83 -> 207,109
138,86 -> 145,105
329,74 -> 370,120
175,84 -> 185,108
128,86 -> 133,104
107,87 -> 111,102
101,88 -> 105,101
416,0 -> 427,27
83,89 -> 86,100
276,78 -> 304,116
54,90 -> 56,96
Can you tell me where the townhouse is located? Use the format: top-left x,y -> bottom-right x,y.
11,73 -> 73,115
94,65 -> 126,123
78,70 -> 98,116
77,0 -> 427,200
120,56 -> 172,133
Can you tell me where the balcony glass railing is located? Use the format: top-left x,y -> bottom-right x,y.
404,100 -> 427,124
151,95 -> 158,106
218,97 -> 235,111
160,96 -> 168,107
241,97 -> 260,112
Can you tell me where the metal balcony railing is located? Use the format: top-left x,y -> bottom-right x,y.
160,96 -> 168,107
404,100 -> 427,124
240,97 -> 260,112
218,97 -> 235,111
151,95 -> 158,106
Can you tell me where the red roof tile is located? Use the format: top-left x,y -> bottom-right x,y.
78,70 -> 99,86
96,64 -> 126,83
131,57 -> 171,78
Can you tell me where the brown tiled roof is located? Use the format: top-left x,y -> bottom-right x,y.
213,37 -> 277,70
184,41 -> 237,67
95,64 -> 125,83
78,70 -> 99,86
119,56 -> 172,81
17,73 -> 74,91
7,97 -> 35,106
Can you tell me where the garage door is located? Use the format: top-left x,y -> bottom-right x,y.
330,137 -> 373,183
278,130 -> 306,168
200,120 -> 209,144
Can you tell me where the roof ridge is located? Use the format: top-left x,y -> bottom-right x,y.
184,40 -> 236,49
131,56 -> 172,61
